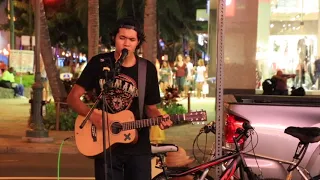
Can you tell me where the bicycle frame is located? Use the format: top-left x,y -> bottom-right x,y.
222,147 -> 313,180
166,151 -> 252,179
155,123 -> 258,180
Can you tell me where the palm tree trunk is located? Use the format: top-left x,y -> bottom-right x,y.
143,0 -> 157,64
38,0 -> 67,102
88,0 -> 99,60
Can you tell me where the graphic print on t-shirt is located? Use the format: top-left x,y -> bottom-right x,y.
103,74 -> 138,113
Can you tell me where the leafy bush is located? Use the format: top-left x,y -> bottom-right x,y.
15,74 -> 34,88
162,103 -> 187,115
162,103 -> 187,125
160,86 -> 188,125
43,103 -> 77,131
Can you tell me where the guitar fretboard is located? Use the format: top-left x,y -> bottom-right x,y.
121,114 -> 186,130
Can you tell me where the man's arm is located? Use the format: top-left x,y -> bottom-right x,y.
67,84 -> 102,127
145,104 -> 172,130
273,75 -> 287,81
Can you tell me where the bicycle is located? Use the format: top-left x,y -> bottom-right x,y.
152,121 -> 260,180
151,121 -> 320,180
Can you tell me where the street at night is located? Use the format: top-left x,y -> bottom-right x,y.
0,153 -> 94,179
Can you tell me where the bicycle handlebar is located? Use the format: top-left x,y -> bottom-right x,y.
242,121 -> 253,131
234,121 -> 254,146
200,121 -> 216,134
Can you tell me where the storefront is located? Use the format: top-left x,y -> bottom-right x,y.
256,0 -> 320,90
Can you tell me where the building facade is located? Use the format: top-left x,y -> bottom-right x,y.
206,0 -> 320,96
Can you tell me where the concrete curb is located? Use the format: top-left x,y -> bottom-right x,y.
0,145 -> 80,154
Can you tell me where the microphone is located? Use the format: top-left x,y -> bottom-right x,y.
115,48 -> 129,75
117,48 -> 129,66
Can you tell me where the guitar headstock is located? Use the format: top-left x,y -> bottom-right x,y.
184,110 -> 207,122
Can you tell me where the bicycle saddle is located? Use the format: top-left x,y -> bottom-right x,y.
284,126 -> 320,143
151,143 -> 178,154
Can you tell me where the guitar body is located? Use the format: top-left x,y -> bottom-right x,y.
74,109 -> 207,158
74,109 -> 137,158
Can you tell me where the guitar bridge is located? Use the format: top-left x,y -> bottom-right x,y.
91,124 -> 97,142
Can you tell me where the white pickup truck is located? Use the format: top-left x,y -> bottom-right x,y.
225,95 -> 320,179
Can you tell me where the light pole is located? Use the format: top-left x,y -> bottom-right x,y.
23,0 -> 53,142
9,0 -> 15,50
28,0 -> 33,50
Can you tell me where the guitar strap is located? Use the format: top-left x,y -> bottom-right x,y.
138,57 -> 147,119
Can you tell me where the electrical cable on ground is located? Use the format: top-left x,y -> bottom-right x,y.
57,136 -> 74,180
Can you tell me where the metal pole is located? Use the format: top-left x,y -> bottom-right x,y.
24,0 -> 52,141
9,0 -> 15,50
187,92 -> 191,112
214,0 -> 225,179
28,0 -> 33,50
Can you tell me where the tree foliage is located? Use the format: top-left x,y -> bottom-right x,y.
0,0 -> 207,57
0,0 -> 33,36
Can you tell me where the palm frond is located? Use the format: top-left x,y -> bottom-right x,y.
74,0 -> 88,27
117,0 -> 125,18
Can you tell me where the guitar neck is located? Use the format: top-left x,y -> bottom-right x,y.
121,114 -> 185,130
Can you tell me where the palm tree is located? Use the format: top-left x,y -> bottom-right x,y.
87,0 -> 99,60
0,0 -> 67,102
143,0 -> 157,64
157,0 -> 206,61
38,0 -> 67,102
141,0 -> 206,63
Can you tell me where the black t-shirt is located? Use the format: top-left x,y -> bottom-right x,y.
76,52 -> 160,155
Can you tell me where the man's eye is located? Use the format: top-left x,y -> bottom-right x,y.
120,37 -> 125,40
130,39 -> 136,41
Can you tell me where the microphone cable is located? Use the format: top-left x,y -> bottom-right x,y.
57,136 -> 74,180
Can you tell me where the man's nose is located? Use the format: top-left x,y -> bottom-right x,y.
124,39 -> 130,46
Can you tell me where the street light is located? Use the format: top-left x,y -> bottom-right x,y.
23,0 -> 53,143
9,0 -> 15,50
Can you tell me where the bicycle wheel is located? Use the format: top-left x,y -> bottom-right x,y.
310,175 -> 320,180
152,172 -> 214,180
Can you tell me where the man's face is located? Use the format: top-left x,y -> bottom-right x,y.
115,28 -> 139,54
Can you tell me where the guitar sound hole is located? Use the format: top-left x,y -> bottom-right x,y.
111,122 -> 123,134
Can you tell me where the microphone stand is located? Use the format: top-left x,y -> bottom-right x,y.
79,61 -> 118,180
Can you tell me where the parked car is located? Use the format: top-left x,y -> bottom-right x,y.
224,94 -> 320,179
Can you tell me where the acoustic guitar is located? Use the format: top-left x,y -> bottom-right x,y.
74,109 -> 207,157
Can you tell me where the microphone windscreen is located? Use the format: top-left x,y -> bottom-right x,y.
121,48 -> 128,58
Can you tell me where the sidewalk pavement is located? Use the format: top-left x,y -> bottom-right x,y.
0,98 -> 216,155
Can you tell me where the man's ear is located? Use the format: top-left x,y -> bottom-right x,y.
137,40 -> 141,48
111,36 -> 115,46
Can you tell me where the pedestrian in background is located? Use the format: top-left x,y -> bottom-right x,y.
195,59 -> 206,98
184,56 -> 194,97
174,54 -> 186,96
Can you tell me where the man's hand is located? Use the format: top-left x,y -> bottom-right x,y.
89,111 -> 103,128
159,114 -> 173,130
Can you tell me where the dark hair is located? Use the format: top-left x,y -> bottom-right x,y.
110,16 -> 145,49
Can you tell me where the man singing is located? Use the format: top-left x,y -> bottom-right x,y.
67,17 -> 172,180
